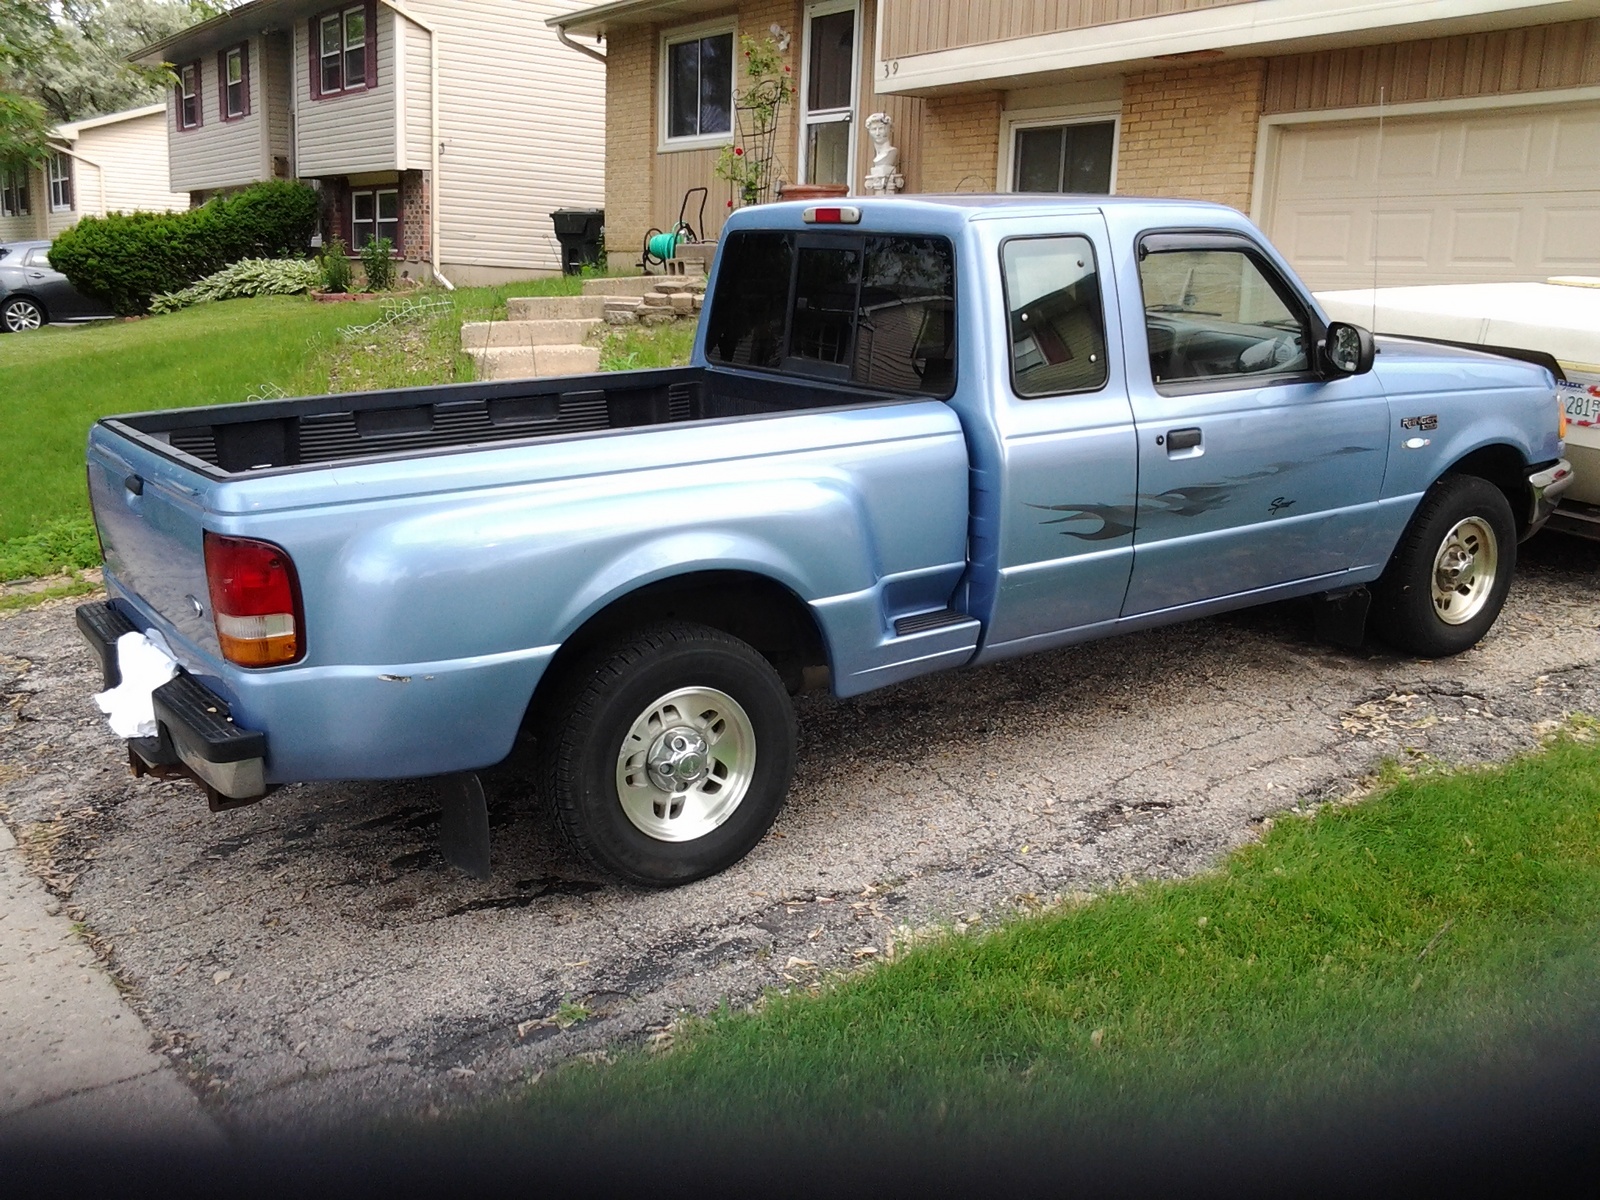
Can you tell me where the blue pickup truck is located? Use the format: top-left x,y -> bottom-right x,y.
78,196 -> 1571,885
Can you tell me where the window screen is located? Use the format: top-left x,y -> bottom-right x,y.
1001,236 -> 1107,397
705,231 -> 956,397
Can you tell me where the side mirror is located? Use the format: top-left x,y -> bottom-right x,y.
1323,322 -> 1375,376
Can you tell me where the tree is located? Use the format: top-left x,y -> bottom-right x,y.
26,2 -> 226,125
0,0 -> 62,161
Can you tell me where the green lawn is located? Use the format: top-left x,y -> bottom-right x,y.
0,276 -> 690,581
477,728 -> 1600,1154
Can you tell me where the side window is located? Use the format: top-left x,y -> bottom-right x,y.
1001,236 -> 1108,398
1138,247 -> 1310,387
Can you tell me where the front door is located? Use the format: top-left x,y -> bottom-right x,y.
1120,232 -> 1390,617
799,1 -> 858,189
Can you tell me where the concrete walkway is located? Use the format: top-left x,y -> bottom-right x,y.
0,816 -> 224,1145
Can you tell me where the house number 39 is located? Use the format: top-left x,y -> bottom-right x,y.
882,59 -> 899,77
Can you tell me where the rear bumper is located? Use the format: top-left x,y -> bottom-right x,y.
77,601 -> 268,804
1527,458 -> 1574,538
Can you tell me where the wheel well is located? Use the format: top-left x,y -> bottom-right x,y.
1444,444 -> 1528,528
536,571 -> 828,706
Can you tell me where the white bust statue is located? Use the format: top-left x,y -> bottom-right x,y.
863,112 -> 903,193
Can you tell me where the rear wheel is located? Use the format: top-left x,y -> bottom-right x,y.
1,296 -> 45,333
1372,474 -> 1516,657
542,622 -> 796,887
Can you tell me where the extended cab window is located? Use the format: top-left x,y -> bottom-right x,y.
1137,239 -> 1310,388
705,231 -> 956,398
1001,236 -> 1107,398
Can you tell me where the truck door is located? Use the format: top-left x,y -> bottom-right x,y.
1119,232 -> 1389,617
971,224 -> 1142,661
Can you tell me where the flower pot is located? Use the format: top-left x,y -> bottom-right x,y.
776,183 -> 850,202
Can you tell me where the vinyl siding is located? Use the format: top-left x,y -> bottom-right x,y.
264,32 -> 295,172
400,15 -> 432,170
295,9 -> 399,177
879,0 -> 1250,60
74,111 -> 190,217
410,0 -> 605,273
169,36 -> 272,192
1264,18 -> 1600,113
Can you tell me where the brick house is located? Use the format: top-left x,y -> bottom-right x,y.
553,0 -> 1600,288
135,0 -> 606,285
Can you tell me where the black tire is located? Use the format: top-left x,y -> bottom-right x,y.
1372,474 -> 1517,657
542,622 -> 796,887
1,296 -> 46,333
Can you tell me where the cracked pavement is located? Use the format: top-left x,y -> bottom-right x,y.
2,533 -> 1599,1137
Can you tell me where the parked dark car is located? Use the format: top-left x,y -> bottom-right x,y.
0,240 -> 114,332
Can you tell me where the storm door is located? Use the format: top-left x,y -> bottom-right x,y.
799,1 -> 858,188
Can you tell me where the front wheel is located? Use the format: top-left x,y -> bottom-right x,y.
1372,474 -> 1517,657
542,622 -> 796,887
1,296 -> 45,333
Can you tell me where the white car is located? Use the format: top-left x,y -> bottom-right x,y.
1319,278 -> 1600,539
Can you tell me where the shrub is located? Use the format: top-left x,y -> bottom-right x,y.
149,258 -> 322,315
48,180 -> 319,315
359,236 -> 395,292
319,238 -> 352,293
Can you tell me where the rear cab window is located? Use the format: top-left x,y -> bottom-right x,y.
705,231 -> 957,398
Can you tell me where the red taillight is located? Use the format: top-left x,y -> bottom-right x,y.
203,532 -> 305,667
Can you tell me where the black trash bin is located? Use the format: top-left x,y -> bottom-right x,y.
550,208 -> 605,275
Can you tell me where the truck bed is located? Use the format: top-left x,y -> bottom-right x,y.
103,366 -> 921,477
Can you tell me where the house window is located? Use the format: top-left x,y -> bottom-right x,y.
177,61 -> 202,129
350,186 -> 399,250
663,28 -> 732,143
221,44 -> 249,120
1012,120 -> 1116,194
316,4 -> 372,97
47,153 -> 73,213
0,164 -> 29,217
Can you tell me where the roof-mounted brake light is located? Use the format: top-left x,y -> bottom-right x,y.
803,205 -> 861,225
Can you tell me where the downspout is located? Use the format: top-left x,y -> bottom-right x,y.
555,24 -> 606,65
53,144 -> 108,217
380,0 -> 450,289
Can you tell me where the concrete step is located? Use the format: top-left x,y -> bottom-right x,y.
460,318 -> 601,348
582,276 -> 665,297
506,294 -> 605,321
468,344 -> 601,381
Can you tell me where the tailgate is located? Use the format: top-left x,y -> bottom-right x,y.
87,423 -> 220,657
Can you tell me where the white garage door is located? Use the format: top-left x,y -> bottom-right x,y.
1263,102 -> 1600,290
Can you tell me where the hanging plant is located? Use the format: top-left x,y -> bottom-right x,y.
714,34 -> 794,208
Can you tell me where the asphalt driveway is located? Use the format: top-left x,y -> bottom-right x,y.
3,533 -> 1599,1135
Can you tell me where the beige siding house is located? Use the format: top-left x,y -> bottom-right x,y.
557,0 -> 1600,288
137,0 -> 606,285
0,106 -> 189,244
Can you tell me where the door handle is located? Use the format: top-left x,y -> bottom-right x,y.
1163,427 -> 1202,453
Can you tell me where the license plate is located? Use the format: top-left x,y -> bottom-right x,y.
1561,380 -> 1600,428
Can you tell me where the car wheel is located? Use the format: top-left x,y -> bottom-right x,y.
1372,474 -> 1517,657
542,622 -> 796,887
1,296 -> 46,333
